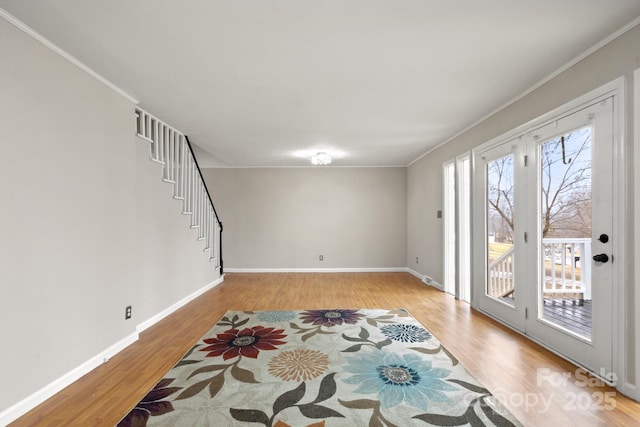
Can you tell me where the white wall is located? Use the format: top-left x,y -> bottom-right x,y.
135,141 -> 221,326
0,17 -> 219,418
203,167 -> 407,270
407,24 -> 640,392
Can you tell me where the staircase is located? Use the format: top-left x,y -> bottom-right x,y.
135,108 -> 223,273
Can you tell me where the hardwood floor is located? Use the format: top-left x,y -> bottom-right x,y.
9,272 -> 640,426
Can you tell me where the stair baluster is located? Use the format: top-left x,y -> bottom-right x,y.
135,108 -> 223,272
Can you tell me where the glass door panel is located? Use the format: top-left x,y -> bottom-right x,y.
538,128 -> 593,339
473,138 -> 524,331
486,154 -> 515,305
524,95 -> 614,376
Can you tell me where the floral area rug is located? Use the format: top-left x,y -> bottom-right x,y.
118,309 -> 521,426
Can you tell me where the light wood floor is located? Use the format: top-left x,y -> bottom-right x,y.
9,273 -> 640,426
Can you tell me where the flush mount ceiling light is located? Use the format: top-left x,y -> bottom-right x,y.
310,152 -> 332,165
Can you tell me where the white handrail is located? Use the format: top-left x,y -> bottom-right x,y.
489,245 -> 514,269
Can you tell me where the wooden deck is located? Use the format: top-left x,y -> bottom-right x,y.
543,298 -> 592,337
499,295 -> 593,338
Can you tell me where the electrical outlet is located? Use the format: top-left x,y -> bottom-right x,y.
416,257 -> 419,264
319,255 -> 324,261
125,305 -> 132,320
436,210 -> 442,218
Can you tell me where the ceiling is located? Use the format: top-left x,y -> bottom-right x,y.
2,1 -> 640,167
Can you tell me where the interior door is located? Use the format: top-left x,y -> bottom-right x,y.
523,97 -> 614,377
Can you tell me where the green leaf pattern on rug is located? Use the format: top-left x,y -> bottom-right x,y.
339,398 -> 399,427
288,322 -> 336,342
230,373 -> 345,427
231,361 -> 260,383
341,326 -> 392,352
412,380 -> 517,426
365,308 -> 410,328
217,313 -> 251,329
175,356 -> 261,401
173,344 -> 203,368
409,344 -> 459,366
413,395 -> 518,427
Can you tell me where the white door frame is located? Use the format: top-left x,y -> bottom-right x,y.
471,77 -> 627,391
443,160 -> 456,295
631,67 -> 640,401
472,137 -> 527,331
456,153 -> 472,303
443,154 -> 472,302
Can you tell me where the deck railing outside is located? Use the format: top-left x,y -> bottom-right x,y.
542,238 -> 591,301
487,238 -> 591,302
488,246 -> 514,298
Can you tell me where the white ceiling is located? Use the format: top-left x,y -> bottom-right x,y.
2,1 -> 640,167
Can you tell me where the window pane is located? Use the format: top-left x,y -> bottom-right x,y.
539,128 -> 592,339
487,154 -> 515,304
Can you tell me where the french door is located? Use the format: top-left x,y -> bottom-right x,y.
473,138 -> 527,330
473,96 -> 615,378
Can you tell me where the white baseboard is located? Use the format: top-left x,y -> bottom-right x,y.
0,276 -> 225,425
406,268 -> 444,291
423,275 -> 444,291
136,275 -> 225,333
0,332 -> 138,426
406,268 -> 424,280
623,382 -> 639,402
225,267 -> 407,273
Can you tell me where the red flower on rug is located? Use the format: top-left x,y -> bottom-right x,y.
299,309 -> 364,327
201,326 -> 287,360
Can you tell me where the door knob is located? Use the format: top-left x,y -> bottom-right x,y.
593,253 -> 609,263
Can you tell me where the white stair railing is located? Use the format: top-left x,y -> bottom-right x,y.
135,108 -> 223,272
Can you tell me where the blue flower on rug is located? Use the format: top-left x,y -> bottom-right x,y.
256,310 -> 297,322
343,351 -> 458,411
380,324 -> 432,343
